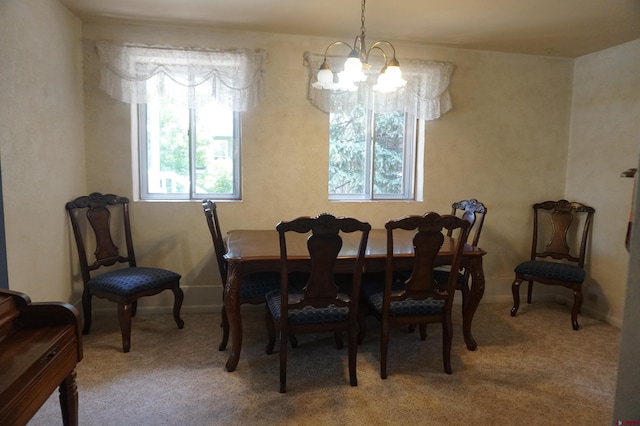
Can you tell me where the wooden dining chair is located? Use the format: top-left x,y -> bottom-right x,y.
66,192 -> 184,353
510,200 -> 595,330
434,198 -> 487,311
201,200 -> 281,351
265,213 -> 371,392
360,212 -> 470,377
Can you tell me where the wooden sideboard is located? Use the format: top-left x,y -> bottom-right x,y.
0,289 -> 83,426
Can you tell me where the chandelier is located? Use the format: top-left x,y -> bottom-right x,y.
313,0 -> 407,93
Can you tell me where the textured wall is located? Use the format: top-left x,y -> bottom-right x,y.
568,39 -> 640,326
0,0 -> 85,301
80,21 -> 576,312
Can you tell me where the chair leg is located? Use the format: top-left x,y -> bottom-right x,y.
219,305 -> 230,351
460,275 -> 471,313
334,331 -> 343,349
279,328 -> 288,393
117,302 -> 133,353
132,301 -> 138,317
442,315 -> 453,374
265,310 -> 276,355
289,334 -> 299,348
380,321 -> 390,379
571,288 -> 583,330
527,280 -> 534,304
419,323 -> 427,341
81,290 -> 92,335
172,287 -> 185,329
510,278 -> 522,317
349,321 -> 358,386
357,305 -> 367,344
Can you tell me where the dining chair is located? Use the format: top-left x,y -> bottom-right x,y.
66,192 -> 184,353
434,198 -> 487,312
360,212 -> 470,377
201,200 -> 281,351
265,213 -> 371,393
510,199 -> 595,330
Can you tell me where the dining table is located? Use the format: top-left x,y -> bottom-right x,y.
222,228 -> 487,372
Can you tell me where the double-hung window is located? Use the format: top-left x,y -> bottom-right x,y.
94,42 -> 266,201
329,105 -> 416,200
305,53 -> 453,202
138,100 -> 241,200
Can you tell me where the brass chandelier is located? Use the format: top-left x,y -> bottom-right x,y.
313,0 -> 407,93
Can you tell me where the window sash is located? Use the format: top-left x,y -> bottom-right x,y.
329,110 -> 416,201
138,104 -> 241,201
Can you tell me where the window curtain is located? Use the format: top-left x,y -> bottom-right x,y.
304,52 -> 453,121
96,42 -> 267,111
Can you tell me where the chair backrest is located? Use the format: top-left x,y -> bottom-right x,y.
386,212 -> 470,309
449,199 -> 487,247
202,199 -> 228,283
276,213 -> 371,318
531,200 -> 595,268
66,193 -> 136,284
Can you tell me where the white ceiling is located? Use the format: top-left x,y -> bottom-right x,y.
59,0 -> 640,58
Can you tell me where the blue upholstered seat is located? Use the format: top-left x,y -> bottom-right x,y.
514,260 -> 586,283
266,290 -> 349,324
240,272 -> 281,299
89,266 -> 181,296
433,269 -> 466,287
362,282 -> 445,317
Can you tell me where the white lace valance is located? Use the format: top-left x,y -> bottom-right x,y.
96,42 -> 267,110
304,52 -> 454,121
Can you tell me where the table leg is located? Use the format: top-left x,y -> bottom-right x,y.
59,369 -> 79,426
464,256 -> 485,351
224,262 -> 243,372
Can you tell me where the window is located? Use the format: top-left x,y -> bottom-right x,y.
328,105 -> 416,200
138,100 -> 241,200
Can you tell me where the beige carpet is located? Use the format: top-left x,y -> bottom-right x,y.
28,302 -> 619,426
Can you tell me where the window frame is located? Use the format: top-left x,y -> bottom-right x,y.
137,103 -> 242,201
328,109 -> 418,202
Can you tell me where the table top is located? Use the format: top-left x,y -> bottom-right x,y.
225,229 -> 486,262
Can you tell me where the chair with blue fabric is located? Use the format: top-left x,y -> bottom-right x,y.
201,200 -> 281,351
265,213 -> 371,393
510,200 -> 595,330
360,212 -> 470,378
66,192 -> 184,353
434,198 -> 487,312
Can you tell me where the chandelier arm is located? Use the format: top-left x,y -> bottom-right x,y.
323,41 -> 355,60
365,45 -> 388,67
368,41 -> 397,58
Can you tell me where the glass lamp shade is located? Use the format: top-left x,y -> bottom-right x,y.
373,71 -> 395,93
314,68 -> 335,89
337,70 -> 359,92
385,65 -> 407,88
343,56 -> 365,83
344,56 -> 363,75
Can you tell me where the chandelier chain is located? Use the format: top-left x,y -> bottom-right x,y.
360,0 -> 366,38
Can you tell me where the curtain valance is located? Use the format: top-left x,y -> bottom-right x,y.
96,42 -> 267,110
304,52 -> 454,121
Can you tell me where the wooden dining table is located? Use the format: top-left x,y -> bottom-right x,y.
223,228 -> 487,372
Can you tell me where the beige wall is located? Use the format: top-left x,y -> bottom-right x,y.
80,21 -> 575,312
568,39 -> 640,419
0,0 -> 86,302
1,3 -> 636,331
567,39 -> 640,326
566,40 -> 640,326
2,1 -> 637,417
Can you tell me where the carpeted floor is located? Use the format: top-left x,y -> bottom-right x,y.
28,302 -> 619,426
